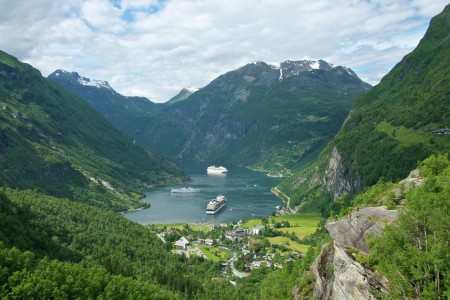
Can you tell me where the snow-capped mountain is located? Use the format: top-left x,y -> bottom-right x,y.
48,69 -> 160,135
51,69 -> 114,91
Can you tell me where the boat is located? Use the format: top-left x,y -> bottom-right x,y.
207,165 -> 228,174
206,195 -> 226,214
171,187 -> 201,193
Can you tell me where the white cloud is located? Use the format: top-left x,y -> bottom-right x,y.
0,0 -> 447,102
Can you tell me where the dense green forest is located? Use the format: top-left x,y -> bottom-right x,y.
0,187 -> 333,299
0,50 -> 185,211
0,188 -> 239,299
367,154 -> 450,299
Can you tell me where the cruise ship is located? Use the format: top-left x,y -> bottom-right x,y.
206,195 -> 226,214
171,187 -> 201,193
207,165 -> 228,174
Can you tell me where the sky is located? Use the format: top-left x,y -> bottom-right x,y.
0,0 -> 447,102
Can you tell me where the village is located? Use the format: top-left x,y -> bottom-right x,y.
152,213 -> 322,280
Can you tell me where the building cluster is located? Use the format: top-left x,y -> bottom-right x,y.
224,226 -> 265,241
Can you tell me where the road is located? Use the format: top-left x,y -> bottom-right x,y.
220,246 -> 248,278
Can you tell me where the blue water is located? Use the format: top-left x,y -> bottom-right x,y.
123,160 -> 283,224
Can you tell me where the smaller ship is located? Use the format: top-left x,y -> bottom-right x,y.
171,187 -> 201,193
206,195 -> 226,214
207,165 -> 228,174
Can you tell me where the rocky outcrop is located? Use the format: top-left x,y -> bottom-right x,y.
323,147 -> 362,200
308,207 -> 396,299
326,206 -> 398,253
311,242 -> 389,300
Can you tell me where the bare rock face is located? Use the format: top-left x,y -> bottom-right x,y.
311,242 -> 389,300
323,147 -> 362,200
306,206 -> 396,299
326,206 -> 398,253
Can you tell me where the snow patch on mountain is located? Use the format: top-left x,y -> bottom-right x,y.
77,76 -> 112,90
187,86 -> 199,93
309,61 -> 320,69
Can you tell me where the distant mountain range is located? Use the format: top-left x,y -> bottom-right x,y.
0,50 -> 185,211
279,5 -> 450,211
49,59 -> 371,174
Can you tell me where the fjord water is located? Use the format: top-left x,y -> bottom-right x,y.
124,160 -> 283,224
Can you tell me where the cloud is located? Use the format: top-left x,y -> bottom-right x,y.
0,0 -> 447,102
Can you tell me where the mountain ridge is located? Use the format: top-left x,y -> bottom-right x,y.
0,50 -> 185,211
49,59 -> 371,174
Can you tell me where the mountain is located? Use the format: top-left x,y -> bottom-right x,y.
47,69 -> 163,134
166,86 -> 199,105
0,50 -> 185,211
279,4 -> 450,211
155,60 -> 371,173
50,60 -> 371,174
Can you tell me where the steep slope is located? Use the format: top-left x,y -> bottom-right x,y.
0,188 -> 240,299
280,5 -> 450,210
166,86 -> 199,105
302,154 -> 449,299
0,50 -> 184,211
47,69 -> 163,134
51,60 -> 370,174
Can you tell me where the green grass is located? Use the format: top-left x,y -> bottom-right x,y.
198,245 -> 231,262
241,213 -> 323,228
376,121 -> 449,147
189,223 -> 215,232
266,237 -> 310,253
277,227 -> 318,239
271,213 -> 323,227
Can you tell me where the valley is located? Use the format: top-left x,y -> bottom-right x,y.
124,160 -> 283,224
0,3 -> 449,300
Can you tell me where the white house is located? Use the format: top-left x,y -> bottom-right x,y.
175,236 -> 190,250
252,226 -> 265,235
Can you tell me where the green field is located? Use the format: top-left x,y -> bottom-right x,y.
242,213 -> 323,228
277,226 -> 318,239
152,223 -> 214,232
376,121 -> 450,149
198,245 -> 231,262
266,237 -> 310,253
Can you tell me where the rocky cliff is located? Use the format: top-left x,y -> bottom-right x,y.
309,206 -> 397,299
322,147 -> 363,200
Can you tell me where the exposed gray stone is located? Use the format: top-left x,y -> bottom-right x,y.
326,206 -> 398,253
311,242 -> 389,300
322,147 -> 363,200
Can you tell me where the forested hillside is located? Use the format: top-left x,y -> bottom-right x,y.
0,50 -> 185,211
280,4 -> 450,211
0,188 -> 239,299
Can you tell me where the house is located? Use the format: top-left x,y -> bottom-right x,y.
252,226 -> 265,235
225,228 -> 247,241
204,238 -> 214,245
175,236 -> 190,250
273,262 -> 283,269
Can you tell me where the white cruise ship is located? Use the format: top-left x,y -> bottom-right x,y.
207,165 -> 228,174
206,195 -> 226,214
